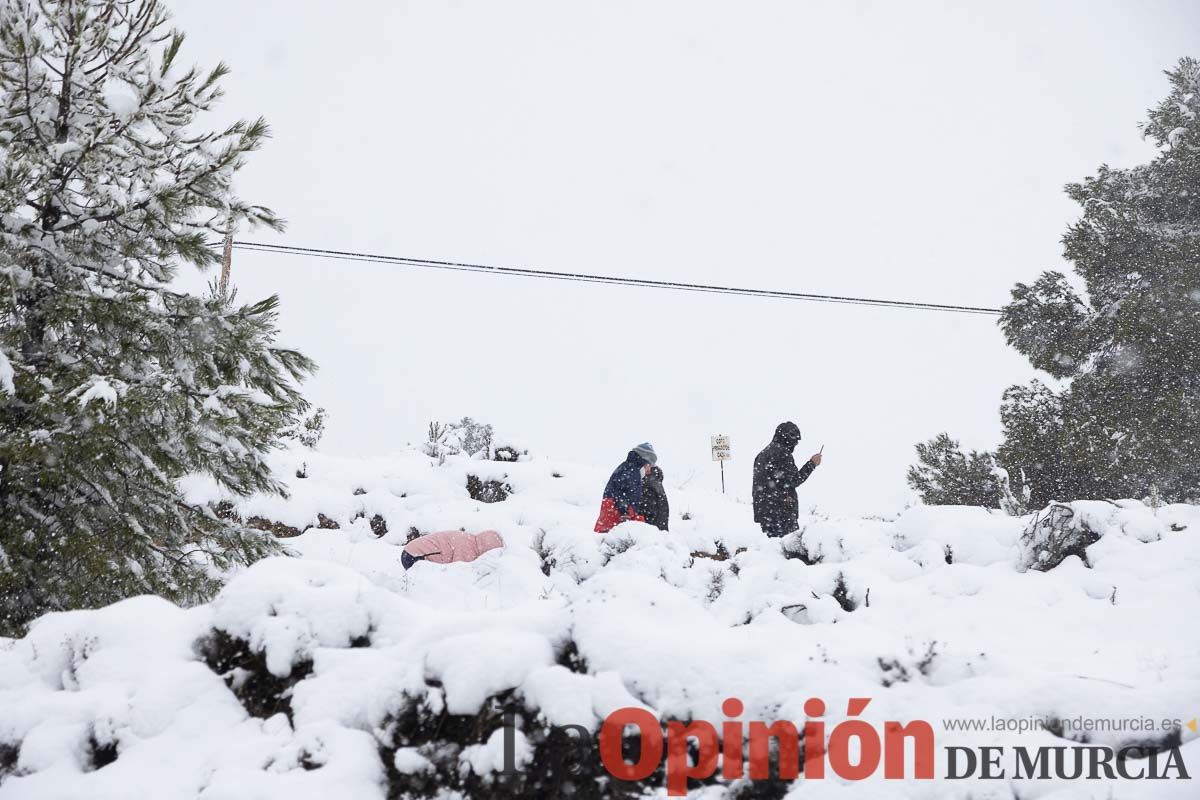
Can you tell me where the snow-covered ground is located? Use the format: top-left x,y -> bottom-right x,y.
1,444 -> 1198,799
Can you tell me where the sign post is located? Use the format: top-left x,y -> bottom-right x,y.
710,434 -> 732,493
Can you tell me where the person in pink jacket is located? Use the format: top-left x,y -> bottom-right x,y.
401,529 -> 504,570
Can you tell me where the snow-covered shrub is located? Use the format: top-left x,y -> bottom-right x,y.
423,416 -> 493,460
532,530 -> 558,577
423,418 -> 529,463
214,501 -> 304,538
1018,502 -> 1102,571
531,530 -> 588,584
457,417 -> 494,457
1146,485 -> 1165,509
877,641 -> 939,687
492,436 -> 530,463
690,541 -> 742,562
831,572 -> 859,612
467,475 -> 511,503
781,529 -> 820,564
599,535 -> 637,565
0,740 -> 17,780
377,682 -> 657,799
197,630 -> 315,722
494,446 -> 520,462
705,567 -> 726,602
993,462 -> 1031,517
555,637 -> 589,674
87,726 -> 119,772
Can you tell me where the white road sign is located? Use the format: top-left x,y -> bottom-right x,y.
711,434 -> 732,462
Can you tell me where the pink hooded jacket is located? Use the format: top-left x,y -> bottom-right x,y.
402,530 -> 504,564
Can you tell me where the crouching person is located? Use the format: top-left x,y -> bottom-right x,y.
401,529 -> 504,570
637,465 -> 669,531
594,443 -> 657,533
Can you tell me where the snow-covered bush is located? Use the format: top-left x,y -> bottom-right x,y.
377,687 -> 650,800
877,641 -> 939,688
423,417 -> 528,463
467,474 -> 512,503
993,462 -> 1031,517
1018,502 -> 1103,571
423,417 -> 493,461
198,629 -> 316,722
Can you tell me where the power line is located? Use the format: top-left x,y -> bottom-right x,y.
230,240 -> 1003,316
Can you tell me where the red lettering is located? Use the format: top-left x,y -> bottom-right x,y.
666,720 -> 719,796
803,697 -> 827,778
748,720 -> 801,780
721,697 -> 744,779
884,720 -> 935,779
599,707 -> 663,782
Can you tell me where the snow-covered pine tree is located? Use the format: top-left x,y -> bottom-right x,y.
1000,57 -> 1200,503
910,59 -> 1200,508
994,380 -> 1076,506
0,0 -> 314,635
906,432 -> 1003,507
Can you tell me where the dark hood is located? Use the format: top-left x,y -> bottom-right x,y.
772,421 -> 801,449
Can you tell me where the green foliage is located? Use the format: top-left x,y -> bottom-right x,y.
912,58 -> 1200,508
994,381 -> 1076,507
907,433 -> 1002,507
1002,273 -> 1093,378
0,0 -> 313,635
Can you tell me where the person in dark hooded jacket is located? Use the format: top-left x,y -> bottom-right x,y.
636,465 -> 669,531
594,443 -> 657,533
752,422 -> 822,537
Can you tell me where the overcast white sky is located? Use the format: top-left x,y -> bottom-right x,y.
167,0 -> 1199,514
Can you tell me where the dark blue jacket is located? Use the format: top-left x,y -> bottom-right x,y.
602,451 -> 648,511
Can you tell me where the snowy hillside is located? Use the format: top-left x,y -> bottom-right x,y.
1,444 -> 1198,799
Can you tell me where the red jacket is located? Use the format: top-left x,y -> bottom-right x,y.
594,497 -> 643,533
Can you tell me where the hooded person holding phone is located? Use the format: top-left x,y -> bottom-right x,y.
752,421 -> 823,537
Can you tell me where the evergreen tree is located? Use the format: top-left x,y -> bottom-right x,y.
999,57 -> 1200,503
993,380 -> 1074,507
910,58 -> 1200,507
912,57 -> 1195,506
0,0 -> 314,635
906,433 -> 1002,507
